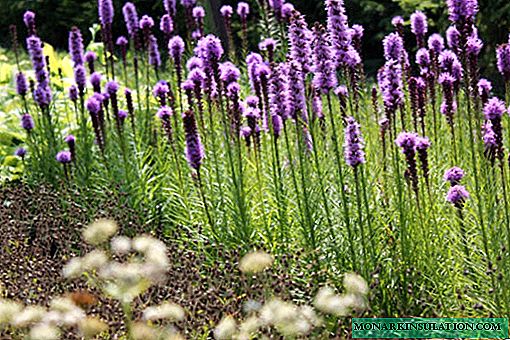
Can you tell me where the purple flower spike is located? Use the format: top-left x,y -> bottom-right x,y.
181,0 -> 197,8
416,136 -> 431,182
122,2 -> 139,38
446,0 -> 478,25
90,72 -> 102,93
383,33 -> 404,61
169,36 -> 185,61
446,26 -> 460,52
477,79 -> 492,104
483,97 -> 506,120
139,15 -> 154,31
98,0 -> 114,26
16,72 -> 28,97
416,48 -> 431,69
118,110 -> 128,122
482,121 -> 497,163
69,27 -> 84,66
183,110 -> 204,170
21,113 -> 35,131
281,3 -> 295,21
85,51 -> 97,63
219,62 -> 241,85
396,132 -> 418,152
444,166 -> 465,185
106,80 -> 119,94
56,150 -> 72,164
86,96 -> 101,114
288,60 -> 307,121
344,116 -> 366,168
428,34 -> 445,53
220,5 -> 233,19
69,85 -> 78,102
23,11 -> 36,36
326,0 -> 359,69
447,185 -> 470,207
65,134 -> 76,145
391,16 -> 404,28
411,11 -> 428,47
193,6 -> 205,19
15,147 -> 27,158
65,135 -> 76,161
237,2 -> 250,20
269,0 -> 283,19
164,0 -> 177,17
148,35 -> 161,68
259,38 -> 277,53
271,113 -> 283,139
467,35 -> 483,56
289,12 -> 313,73
411,11 -> 428,35
496,44 -> 510,82
396,132 -> 420,192
160,14 -> 174,35
26,36 -> 50,89
157,106 -> 173,120
312,24 -> 338,94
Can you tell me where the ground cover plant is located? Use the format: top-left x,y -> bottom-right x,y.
1,0 -> 510,337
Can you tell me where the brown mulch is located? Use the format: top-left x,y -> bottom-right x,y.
0,182 -> 310,338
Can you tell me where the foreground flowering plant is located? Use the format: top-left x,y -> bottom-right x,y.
0,221 -> 369,339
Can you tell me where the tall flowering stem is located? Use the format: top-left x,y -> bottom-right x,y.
344,116 -> 373,274
98,0 -> 115,79
396,132 -> 420,203
184,108 -> 213,233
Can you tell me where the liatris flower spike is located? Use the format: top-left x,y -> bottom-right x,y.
410,11 -> 428,47
85,51 -> 97,73
344,116 -> 366,168
122,2 -> 139,39
447,185 -> 470,208
69,27 -> 84,66
183,110 -> 204,171
23,11 -> 36,36
16,72 -> 28,98
15,147 -> 27,160
396,132 -> 419,194
69,85 -> 78,103
21,113 -> 35,132
444,167 -> 465,186
496,44 -> 510,82
56,150 -> 72,164
65,135 -> 76,161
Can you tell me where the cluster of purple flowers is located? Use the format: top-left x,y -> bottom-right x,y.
444,167 -> 469,208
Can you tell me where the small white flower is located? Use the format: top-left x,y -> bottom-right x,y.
12,306 -> 46,327
78,317 -> 108,338
142,302 -> 185,322
239,251 -> 273,274
0,300 -> 23,324
83,219 -> 118,245
132,235 -> 154,253
63,258 -> 83,278
314,286 -> 356,316
237,315 -> 260,336
343,273 -> 369,296
111,236 -> 131,255
81,250 -> 108,271
214,316 -> 237,339
29,323 -> 60,340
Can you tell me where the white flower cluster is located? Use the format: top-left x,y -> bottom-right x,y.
0,296 -> 106,340
215,252 -> 370,339
63,220 -> 170,304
